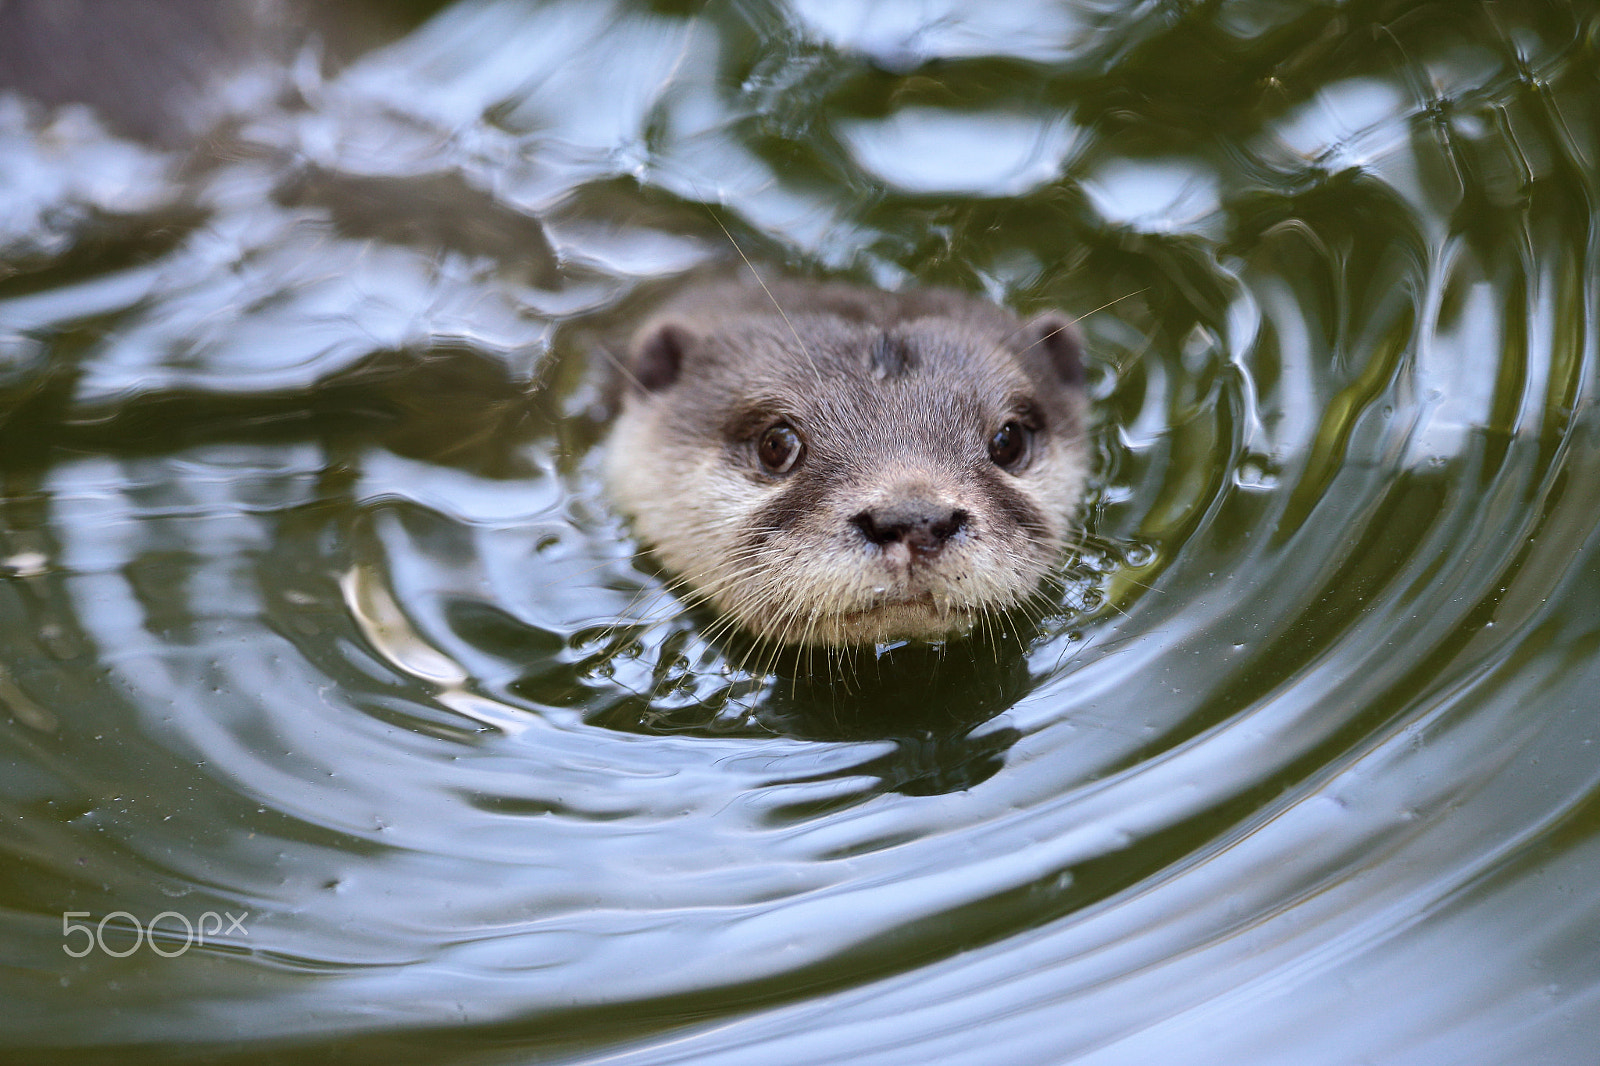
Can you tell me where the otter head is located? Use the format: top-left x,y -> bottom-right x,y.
602,281 -> 1090,646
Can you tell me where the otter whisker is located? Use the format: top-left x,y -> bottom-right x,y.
700,205 -> 826,389
1067,288 -> 1149,328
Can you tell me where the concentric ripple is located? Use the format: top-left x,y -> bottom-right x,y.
1,1 -> 1597,1063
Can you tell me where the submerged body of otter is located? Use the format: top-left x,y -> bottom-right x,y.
603,278 -> 1091,647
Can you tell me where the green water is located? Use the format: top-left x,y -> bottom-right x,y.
2,1 -> 1598,1063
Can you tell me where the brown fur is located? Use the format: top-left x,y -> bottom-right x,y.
603,278 -> 1090,646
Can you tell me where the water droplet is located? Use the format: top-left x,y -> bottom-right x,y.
1235,455 -> 1279,489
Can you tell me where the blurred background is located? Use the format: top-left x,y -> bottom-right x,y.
2,1 -> 1597,1062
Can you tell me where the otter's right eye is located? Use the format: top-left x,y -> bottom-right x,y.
758,423 -> 804,475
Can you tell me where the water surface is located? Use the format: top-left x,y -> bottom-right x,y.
2,1 -> 1598,1063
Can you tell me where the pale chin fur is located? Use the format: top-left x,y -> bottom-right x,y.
603,410 -> 1087,648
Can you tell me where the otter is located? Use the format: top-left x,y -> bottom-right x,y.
602,277 -> 1091,647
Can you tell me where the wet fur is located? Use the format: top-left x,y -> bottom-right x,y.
603,278 -> 1090,646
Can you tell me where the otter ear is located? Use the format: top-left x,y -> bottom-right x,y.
1024,313 -> 1085,387
629,319 -> 696,392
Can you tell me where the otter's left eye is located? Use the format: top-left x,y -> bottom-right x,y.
988,420 -> 1030,471
758,423 -> 805,475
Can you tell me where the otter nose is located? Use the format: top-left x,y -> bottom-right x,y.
851,500 -> 969,556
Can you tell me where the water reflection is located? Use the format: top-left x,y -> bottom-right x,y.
840,108 -> 1079,196
1,0 -> 1598,1062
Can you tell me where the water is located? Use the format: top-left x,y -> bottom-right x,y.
3,1 -> 1599,1062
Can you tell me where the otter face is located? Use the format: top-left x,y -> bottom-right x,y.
602,281 -> 1090,647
